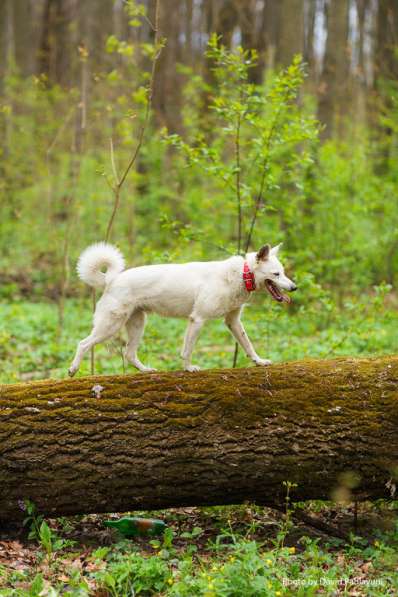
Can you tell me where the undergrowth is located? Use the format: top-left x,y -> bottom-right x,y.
0,281 -> 396,384
0,502 -> 397,596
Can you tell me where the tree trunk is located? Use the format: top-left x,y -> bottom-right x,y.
303,0 -> 316,71
38,0 -> 74,85
1,356 -> 398,523
273,0 -> 304,68
152,0 -> 184,133
352,0 -> 370,127
373,0 -> 398,164
375,0 -> 398,83
317,0 -> 350,139
239,0 -> 268,85
4,0 -> 15,70
214,0 -> 238,48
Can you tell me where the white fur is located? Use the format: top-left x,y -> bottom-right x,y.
77,242 -> 125,288
69,243 -> 296,375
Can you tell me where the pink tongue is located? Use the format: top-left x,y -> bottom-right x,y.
267,281 -> 292,304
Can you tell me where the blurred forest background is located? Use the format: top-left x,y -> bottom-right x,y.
2,0 -> 398,134
1,0 -> 398,379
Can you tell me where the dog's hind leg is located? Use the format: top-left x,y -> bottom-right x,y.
68,313 -> 127,377
125,310 -> 156,373
181,316 -> 204,372
225,308 -> 271,366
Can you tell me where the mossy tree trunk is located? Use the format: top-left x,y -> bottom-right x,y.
1,357 -> 398,523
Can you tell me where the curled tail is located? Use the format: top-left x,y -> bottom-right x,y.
77,242 -> 125,289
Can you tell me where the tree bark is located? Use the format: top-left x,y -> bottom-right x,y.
273,0 -> 304,68
373,0 -> 398,158
317,0 -> 350,139
214,0 -> 238,48
152,0 -> 184,133
38,0 -> 75,85
239,0 -> 268,84
303,0 -> 316,71
1,356 -> 398,523
375,0 -> 398,83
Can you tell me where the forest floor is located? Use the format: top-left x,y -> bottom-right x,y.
0,502 -> 397,596
0,298 -> 397,595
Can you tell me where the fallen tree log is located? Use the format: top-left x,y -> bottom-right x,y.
1,356 -> 398,523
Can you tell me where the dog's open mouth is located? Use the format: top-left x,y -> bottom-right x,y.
265,280 -> 291,303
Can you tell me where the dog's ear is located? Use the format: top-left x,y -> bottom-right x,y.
256,244 -> 271,262
270,243 -> 283,257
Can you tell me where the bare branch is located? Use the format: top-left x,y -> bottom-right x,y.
244,91 -> 289,253
110,137 -> 120,186
235,111 -> 243,254
105,0 -> 163,243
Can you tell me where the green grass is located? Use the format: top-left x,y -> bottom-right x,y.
0,288 -> 397,384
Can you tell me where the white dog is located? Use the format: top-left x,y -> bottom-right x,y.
68,242 -> 297,376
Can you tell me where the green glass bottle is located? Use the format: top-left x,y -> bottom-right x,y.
104,517 -> 167,538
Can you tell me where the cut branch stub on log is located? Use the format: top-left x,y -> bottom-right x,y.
1,356 -> 398,523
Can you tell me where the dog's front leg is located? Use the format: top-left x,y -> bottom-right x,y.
225,309 -> 271,366
181,316 -> 204,372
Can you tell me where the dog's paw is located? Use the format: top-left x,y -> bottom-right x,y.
140,366 -> 157,373
185,365 -> 201,372
254,358 -> 272,367
68,366 -> 77,377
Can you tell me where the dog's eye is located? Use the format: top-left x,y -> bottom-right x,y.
273,272 -> 280,276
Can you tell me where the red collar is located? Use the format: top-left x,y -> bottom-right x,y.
243,261 -> 256,292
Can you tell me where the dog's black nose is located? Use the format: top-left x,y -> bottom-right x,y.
291,284 -> 298,292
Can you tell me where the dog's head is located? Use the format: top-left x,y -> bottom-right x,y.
253,243 -> 297,303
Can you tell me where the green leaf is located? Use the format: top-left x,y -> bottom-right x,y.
105,35 -> 119,54
29,573 -> 44,596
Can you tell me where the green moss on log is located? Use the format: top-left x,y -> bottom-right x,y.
0,356 -> 398,522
